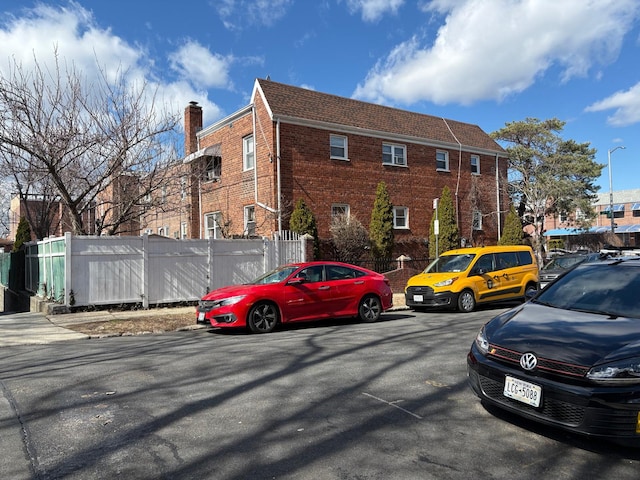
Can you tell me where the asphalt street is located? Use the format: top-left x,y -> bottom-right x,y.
1,305 -> 639,479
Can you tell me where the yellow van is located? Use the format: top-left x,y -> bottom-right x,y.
405,245 -> 539,312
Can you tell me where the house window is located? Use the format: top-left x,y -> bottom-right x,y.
180,222 -> 187,239
144,228 -> 153,235
243,135 -> 254,171
205,156 -> 222,181
473,211 -> 482,230
470,155 -> 480,174
244,205 -> 256,236
559,211 -> 568,223
436,150 -> 449,171
330,134 -> 348,160
393,207 -> 408,229
382,143 -> 406,166
204,212 -> 222,239
181,176 -> 187,200
161,185 -> 167,203
158,226 -> 169,237
332,203 -> 350,218
576,208 -> 585,221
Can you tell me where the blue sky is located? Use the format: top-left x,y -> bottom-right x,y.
1,0 -> 640,193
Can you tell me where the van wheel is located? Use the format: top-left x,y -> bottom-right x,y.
457,290 -> 476,313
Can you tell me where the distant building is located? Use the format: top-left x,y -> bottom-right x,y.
544,188 -> 640,248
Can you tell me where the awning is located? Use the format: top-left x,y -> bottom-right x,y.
544,224 -> 640,236
183,144 -> 221,164
602,204 -> 625,212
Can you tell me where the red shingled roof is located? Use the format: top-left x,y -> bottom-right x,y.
255,78 -> 504,154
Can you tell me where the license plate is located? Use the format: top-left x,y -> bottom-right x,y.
413,294 -> 424,302
503,376 -> 542,407
198,312 -> 205,321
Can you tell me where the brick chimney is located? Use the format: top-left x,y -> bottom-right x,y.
184,101 -> 203,156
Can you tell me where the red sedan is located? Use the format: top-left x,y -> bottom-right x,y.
196,261 -> 393,333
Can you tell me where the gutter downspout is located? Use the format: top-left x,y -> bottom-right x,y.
276,118 -> 282,233
442,118 -> 462,229
496,153 -> 501,242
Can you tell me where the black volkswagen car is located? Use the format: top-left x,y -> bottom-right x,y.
467,256 -> 640,443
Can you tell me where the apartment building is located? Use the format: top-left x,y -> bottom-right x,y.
144,78 -> 509,250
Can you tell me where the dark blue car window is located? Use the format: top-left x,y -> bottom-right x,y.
535,264 -> 640,318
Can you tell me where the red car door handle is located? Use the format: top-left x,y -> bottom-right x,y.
353,281 -> 365,285
318,286 -> 330,290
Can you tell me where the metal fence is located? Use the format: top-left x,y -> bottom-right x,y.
22,232 -> 307,308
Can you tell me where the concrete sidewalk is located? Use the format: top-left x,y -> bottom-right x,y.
0,311 -> 89,346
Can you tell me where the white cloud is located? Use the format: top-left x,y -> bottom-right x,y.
215,0 -> 293,30
346,0 -> 405,22
169,41 -> 234,90
354,0 -> 640,105
585,82 -> 640,126
0,3 -> 227,127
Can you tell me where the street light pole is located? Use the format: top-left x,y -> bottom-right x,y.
608,146 -> 626,235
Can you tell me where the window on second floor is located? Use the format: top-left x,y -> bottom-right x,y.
436,150 -> 449,171
470,155 -> 480,174
243,135 -> 254,171
180,222 -> 187,239
559,211 -> 568,223
205,156 -> 222,181
332,203 -> 350,219
473,211 -> 483,230
393,207 -> 408,229
382,143 -> 406,166
330,134 -> 348,160
244,205 -> 256,236
180,176 -> 187,200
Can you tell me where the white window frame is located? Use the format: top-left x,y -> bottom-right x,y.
330,134 -> 348,160
331,203 -> 350,218
204,212 -> 222,239
158,226 -> 169,237
393,207 -> 408,229
243,135 -> 254,171
472,211 -> 483,231
470,155 -> 480,175
180,222 -> 187,239
436,150 -> 449,171
244,205 -> 256,236
382,143 -> 406,166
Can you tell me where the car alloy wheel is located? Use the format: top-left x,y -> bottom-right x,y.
248,302 -> 279,333
359,295 -> 382,323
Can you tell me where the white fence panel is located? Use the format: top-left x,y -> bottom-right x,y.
69,235 -> 143,306
209,239 -> 266,290
146,237 -> 209,304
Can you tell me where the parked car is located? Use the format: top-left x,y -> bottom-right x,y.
467,256 -> 640,443
196,261 -> 393,333
405,245 -> 539,312
538,252 -> 600,288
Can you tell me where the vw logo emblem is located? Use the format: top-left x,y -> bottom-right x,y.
520,352 -> 538,371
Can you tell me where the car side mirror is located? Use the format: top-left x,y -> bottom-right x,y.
288,277 -> 305,285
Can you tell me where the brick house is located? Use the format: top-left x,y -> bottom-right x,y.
145,78 -> 509,253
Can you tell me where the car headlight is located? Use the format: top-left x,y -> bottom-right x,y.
434,276 -> 458,287
475,327 -> 490,355
218,295 -> 247,307
587,358 -> 640,384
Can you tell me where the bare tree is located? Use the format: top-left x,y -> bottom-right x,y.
0,49 -> 182,236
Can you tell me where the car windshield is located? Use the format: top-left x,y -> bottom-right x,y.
542,256 -> 586,271
533,262 -> 640,318
425,253 -> 476,273
251,265 -> 300,285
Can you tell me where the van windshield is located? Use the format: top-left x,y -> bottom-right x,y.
425,253 -> 476,273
